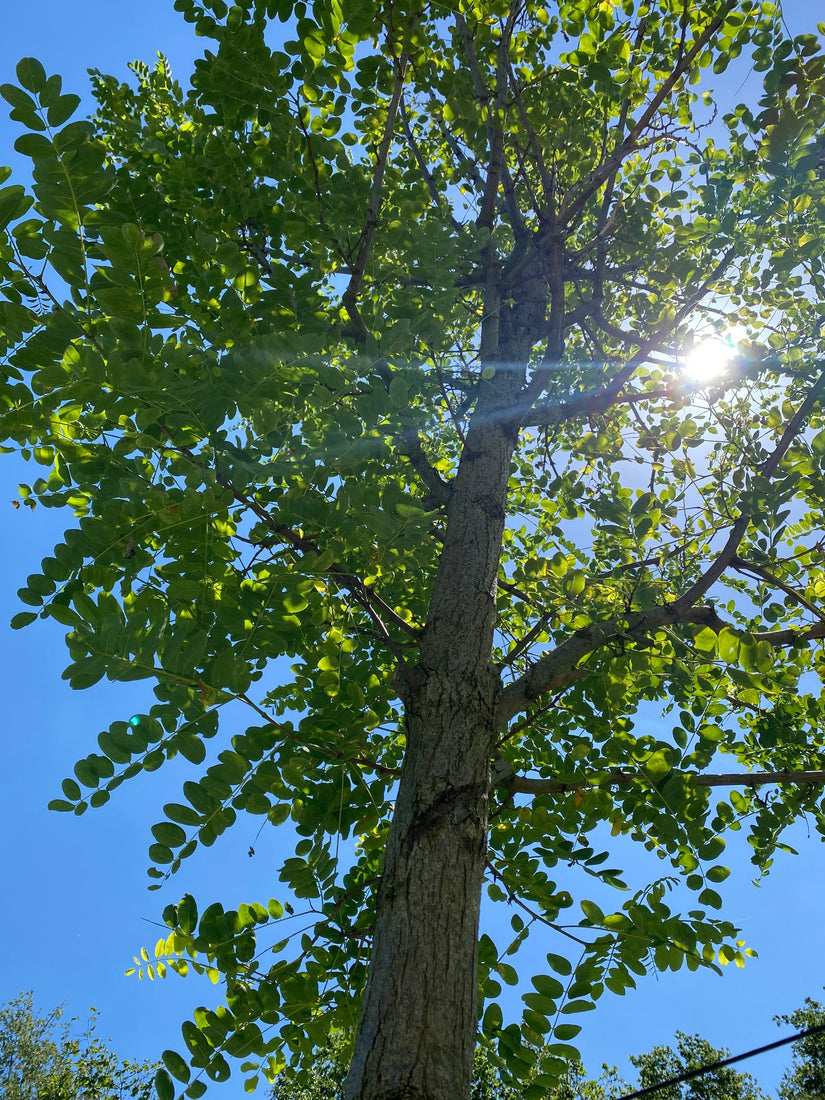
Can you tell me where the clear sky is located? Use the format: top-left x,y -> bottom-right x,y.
1,2 -> 825,1097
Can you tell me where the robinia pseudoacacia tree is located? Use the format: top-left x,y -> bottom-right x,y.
3,0 -> 825,1098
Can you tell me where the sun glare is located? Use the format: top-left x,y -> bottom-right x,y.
682,326 -> 747,384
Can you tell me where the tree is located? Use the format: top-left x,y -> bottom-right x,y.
269,1031 -> 623,1100
265,1014 -> 825,1100
0,991 -> 156,1099
266,1029 -> 773,1100
630,1033 -> 765,1100
3,1 -> 825,1098
777,999 -> 825,1100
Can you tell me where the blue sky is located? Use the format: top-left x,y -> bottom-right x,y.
2,1 -> 825,1096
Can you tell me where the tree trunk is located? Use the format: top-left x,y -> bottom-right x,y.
342,672 -> 496,1100
345,346 -> 524,1098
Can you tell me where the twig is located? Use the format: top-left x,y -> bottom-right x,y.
503,769 -> 825,796
559,1 -> 738,226
672,364 -> 825,613
485,860 -> 591,946
731,555 -> 825,622
498,612 -> 553,669
342,39 -> 413,342
394,429 -> 451,507
162,435 -> 420,651
398,96 -> 464,234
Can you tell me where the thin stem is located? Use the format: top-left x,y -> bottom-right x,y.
504,769 -> 825,796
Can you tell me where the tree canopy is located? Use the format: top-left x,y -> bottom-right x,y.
268,1028 -> 622,1099
0,991 -> 156,1100
267,1009 -> 825,1100
3,1 -> 825,1098
776,1000 -> 825,1100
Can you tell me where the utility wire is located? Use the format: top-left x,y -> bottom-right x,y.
616,1020 -> 825,1100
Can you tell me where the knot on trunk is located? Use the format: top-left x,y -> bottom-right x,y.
404,781 -> 488,855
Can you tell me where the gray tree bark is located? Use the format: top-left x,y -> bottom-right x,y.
344,298 -> 529,1099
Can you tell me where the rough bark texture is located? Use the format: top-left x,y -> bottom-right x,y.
344,312 -> 526,1099
342,671 -> 496,1100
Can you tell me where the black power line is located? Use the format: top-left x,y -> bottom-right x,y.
617,1021 -> 825,1100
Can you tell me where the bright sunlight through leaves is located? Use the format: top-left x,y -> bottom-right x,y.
683,326 -> 748,383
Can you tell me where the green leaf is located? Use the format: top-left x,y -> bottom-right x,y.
154,1068 -> 175,1100
53,120 -> 93,153
16,57 -> 47,94
0,184 -> 33,230
9,610 -> 37,629
389,374 -> 408,408
47,93 -> 81,127
523,992 -> 556,1014
0,84 -> 37,111
178,894 -> 199,934
61,777 -> 82,801
706,865 -> 730,883
644,749 -> 671,779
177,735 -> 207,764
163,1049 -> 191,1083
717,627 -> 740,663
579,899 -> 604,923
14,132 -> 53,159
482,1002 -> 503,1033
698,887 -> 723,909
164,803 -> 202,827
545,953 -> 572,976
532,974 -> 564,999
693,627 -> 718,654
152,822 -> 188,848
553,1024 -> 582,1041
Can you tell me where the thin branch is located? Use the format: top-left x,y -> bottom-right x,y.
502,769 -> 825,797
672,364 -> 825,613
485,860 -> 591,946
393,429 -> 452,508
163,436 -> 420,651
448,7 -> 510,368
731,554 -> 825,622
454,6 -> 515,232
428,346 -> 469,444
290,96 -> 350,268
589,13 -> 648,238
500,685 -> 589,745
251,512 -> 420,647
341,42 -> 412,343
517,245 -> 737,425
398,97 -> 464,234
14,257 -> 103,353
519,229 -> 565,404
499,156 -> 529,240
497,612 -> 553,669
523,385 -> 680,428
505,55 -> 553,213
498,358 -> 825,724
497,576 -> 535,603
434,100 -> 486,193
589,540 -> 692,579
559,0 -> 738,227
742,620 -> 825,647
495,603 -> 722,726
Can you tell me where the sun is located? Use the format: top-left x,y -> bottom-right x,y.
682,326 -> 747,383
